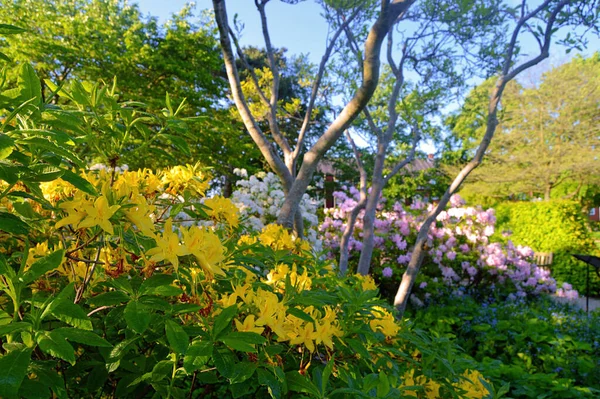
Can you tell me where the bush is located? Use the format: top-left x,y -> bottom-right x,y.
319,188 -> 563,304
495,201 -> 600,295
0,63 -> 493,398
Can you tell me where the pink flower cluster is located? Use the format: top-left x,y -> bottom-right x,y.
320,190 -> 568,301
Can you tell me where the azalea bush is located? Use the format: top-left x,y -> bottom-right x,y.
319,187 -> 570,304
0,62 -> 497,398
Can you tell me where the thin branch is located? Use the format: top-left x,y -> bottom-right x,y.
228,27 -> 270,106
383,126 -> 420,185
293,8 -> 361,165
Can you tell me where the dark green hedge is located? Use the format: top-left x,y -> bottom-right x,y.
495,200 -> 600,296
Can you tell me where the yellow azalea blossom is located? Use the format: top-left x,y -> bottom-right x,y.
55,194 -> 92,230
315,319 -> 343,350
123,194 -> 156,236
259,224 -> 295,251
369,306 -> 400,338
254,289 -> 287,327
266,263 -> 312,292
78,196 -> 120,234
181,226 -> 226,277
58,261 -> 89,283
234,315 -> 264,335
204,196 -> 239,228
400,369 -> 490,399
161,164 -> 210,196
146,219 -> 188,271
357,274 -> 378,291
237,235 -> 257,246
289,323 -> 318,352
41,178 -> 77,203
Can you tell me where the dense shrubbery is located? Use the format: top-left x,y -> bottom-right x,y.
410,296 -> 600,398
495,201 -> 600,295
0,64 -> 494,398
319,187 -> 569,304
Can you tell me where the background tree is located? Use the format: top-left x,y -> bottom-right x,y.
0,0 -> 261,190
394,0 -> 600,315
212,0 -> 416,235
447,54 -> 600,201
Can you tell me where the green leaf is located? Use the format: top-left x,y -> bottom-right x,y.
0,134 -> 14,160
53,328 -> 112,347
212,305 -> 238,340
17,137 -> 84,168
220,337 -> 257,353
124,301 -> 150,334
139,274 -> 181,296
18,378 -> 50,399
164,134 -> 191,157
58,169 -> 97,196
106,336 -> 140,373
20,250 -> 65,285
321,358 -> 334,395
212,347 -> 235,378
347,338 -> 371,362
0,347 -> 32,398
257,368 -> 283,399
0,212 -> 30,235
183,340 -> 212,373
286,371 -> 321,398
151,360 -> 173,383
23,165 -> 64,182
287,307 -> 315,324
86,290 -> 130,307
0,322 -> 31,337
165,320 -> 189,354
18,64 -> 41,105
0,164 -> 19,184
0,24 -> 27,35
36,331 -> 75,365
230,362 -> 257,384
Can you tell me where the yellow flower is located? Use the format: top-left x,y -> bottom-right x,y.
146,219 -> 188,271
234,315 -> 264,335
259,224 -> 295,251
289,323 -> 318,352
204,196 -> 239,228
369,306 -> 399,338
181,226 -> 226,277
123,194 -> 156,236
78,196 -> 120,234
357,274 -> 378,291
162,164 -> 210,196
55,194 -> 91,230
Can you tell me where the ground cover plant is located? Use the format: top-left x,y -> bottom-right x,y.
0,61 -> 498,398
409,296 -> 600,398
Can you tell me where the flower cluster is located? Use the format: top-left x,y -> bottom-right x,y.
231,170 -> 322,251
320,188 -> 568,303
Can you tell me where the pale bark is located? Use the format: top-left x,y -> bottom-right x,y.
213,0 -> 410,237
394,0 -> 569,316
277,0 -> 416,229
338,131 -> 368,275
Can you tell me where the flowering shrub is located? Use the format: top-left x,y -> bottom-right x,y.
320,187 -> 568,304
0,161 -> 498,398
231,170 -> 322,250
0,61 -> 492,397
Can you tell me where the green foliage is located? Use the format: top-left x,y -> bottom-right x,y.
410,296 -> 600,398
495,200 -> 600,295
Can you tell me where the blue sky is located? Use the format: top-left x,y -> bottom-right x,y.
135,1 -> 329,64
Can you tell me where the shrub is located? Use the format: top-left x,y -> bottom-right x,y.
495,200 -> 600,295
320,188 -> 562,304
0,64 -> 492,398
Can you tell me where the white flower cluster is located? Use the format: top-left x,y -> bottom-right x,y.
231,170 -> 322,251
